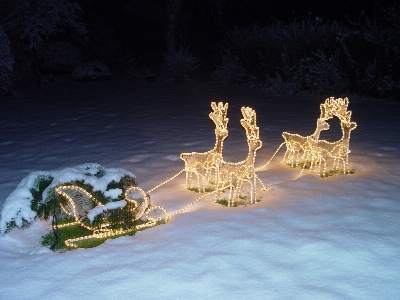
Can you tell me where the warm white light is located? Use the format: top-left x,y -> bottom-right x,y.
55,185 -> 154,247
281,97 -> 357,177
180,102 -> 229,192
214,107 -> 263,206
52,98 -> 358,248
282,98 -> 334,168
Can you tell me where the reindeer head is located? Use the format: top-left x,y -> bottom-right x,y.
313,100 -> 335,136
316,118 -> 330,132
209,102 -> 229,139
341,121 -> 357,135
240,107 -> 262,151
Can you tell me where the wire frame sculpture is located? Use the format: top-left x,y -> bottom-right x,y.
302,97 -> 357,176
56,185 -> 150,234
282,97 -> 335,168
180,102 -> 229,192
215,107 -> 263,206
282,97 -> 357,177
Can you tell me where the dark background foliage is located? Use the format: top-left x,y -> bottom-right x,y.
0,0 -> 399,98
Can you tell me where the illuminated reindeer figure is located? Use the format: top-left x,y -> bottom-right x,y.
282,99 -> 335,168
304,97 -> 357,176
216,107 -> 262,206
180,102 -> 229,192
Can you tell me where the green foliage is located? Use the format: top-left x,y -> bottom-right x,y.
42,218 -> 168,250
215,199 -> 229,206
85,169 -> 105,178
41,220 -> 143,250
287,162 -> 355,177
25,173 -> 137,225
215,197 -> 261,207
33,172 -> 164,250
187,187 -> 214,193
107,175 -> 138,194
320,168 -> 355,178
30,175 -> 56,220
4,218 -> 30,234
215,199 -> 239,207
287,161 -> 313,169
42,224 -> 94,250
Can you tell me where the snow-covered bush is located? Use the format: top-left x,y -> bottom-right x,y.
215,12 -> 399,98
0,25 -> 15,94
162,47 -> 200,83
335,7 -> 400,98
72,61 -> 112,82
1,0 -> 87,87
2,0 -> 87,50
216,19 -> 344,93
212,48 -> 248,84
0,163 -> 136,234
297,50 -> 349,94
37,40 -> 83,74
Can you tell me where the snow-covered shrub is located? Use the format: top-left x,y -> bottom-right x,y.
2,0 -> 87,50
1,0 -> 87,87
0,26 -> 15,94
220,20 -> 342,87
212,48 -> 248,84
221,24 -> 272,83
297,50 -> 349,94
162,47 -> 200,82
216,11 -> 399,98
37,40 -> 83,74
265,72 -> 299,94
0,163 -> 136,234
336,7 -> 400,98
358,59 -> 399,98
72,61 -> 112,82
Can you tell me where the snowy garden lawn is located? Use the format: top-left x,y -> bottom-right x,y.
0,76 -> 399,299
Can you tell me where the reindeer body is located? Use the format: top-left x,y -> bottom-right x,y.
180,102 -> 228,192
283,115 -> 331,167
307,121 -> 357,175
215,107 -> 262,205
301,97 -> 357,176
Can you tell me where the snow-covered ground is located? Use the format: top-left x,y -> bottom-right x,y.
1,76 -> 399,299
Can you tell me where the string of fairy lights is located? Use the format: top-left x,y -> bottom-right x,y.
54,98 -> 357,247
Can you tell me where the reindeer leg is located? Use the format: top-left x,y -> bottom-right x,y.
185,170 -> 191,189
250,175 -> 256,204
283,146 -> 290,164
228,173 -> 234,207
344,155 -> 349,174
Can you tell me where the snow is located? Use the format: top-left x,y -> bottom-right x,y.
0,77 -> 399,299
87,199 -> 126,222
104,188 -> 122,199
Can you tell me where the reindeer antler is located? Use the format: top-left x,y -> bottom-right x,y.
210,102 -> 229,134
327,97 -> 352,123
320,98 -> 335,120
240,107 -> 259,140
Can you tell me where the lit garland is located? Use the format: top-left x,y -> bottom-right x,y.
301,119 -> 357,177
55,185 -> 157,247
50,98 -> 357,248
281,97 -> 357,177
282,98 -> 334,167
